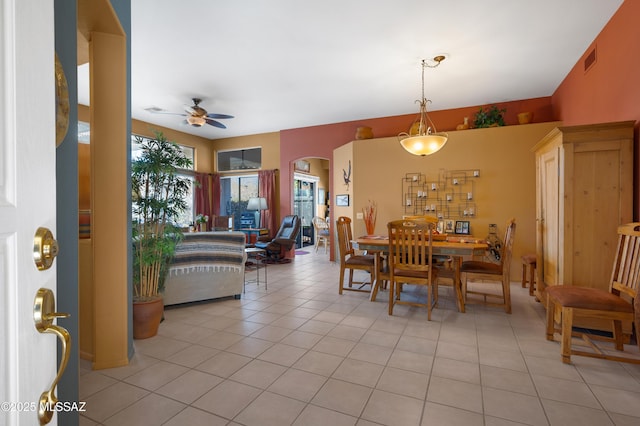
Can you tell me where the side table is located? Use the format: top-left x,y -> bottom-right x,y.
244,247 -> 267,292
241,228 -> 269,245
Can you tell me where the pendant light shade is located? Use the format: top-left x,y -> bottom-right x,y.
398,56 -> 448,156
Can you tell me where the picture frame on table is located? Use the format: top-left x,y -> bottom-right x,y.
437,220 -> 444,234
444,219 -> 455,234
455,220 -> 470,235
335,194 -> 350,207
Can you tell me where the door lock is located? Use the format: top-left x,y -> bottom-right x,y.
33,227 -> 59,270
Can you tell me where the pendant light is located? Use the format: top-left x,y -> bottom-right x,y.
398,56 -> 448,156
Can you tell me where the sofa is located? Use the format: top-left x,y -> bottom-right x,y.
162,231 -> 247,306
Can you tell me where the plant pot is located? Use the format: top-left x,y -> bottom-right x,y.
517,112 -> 533,124
133,296 -> 164,339
355,126 -> 373,140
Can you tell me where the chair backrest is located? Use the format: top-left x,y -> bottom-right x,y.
499,219 -> 516,277
387,219 -> 434,275
312,216 -> 329,231
274,215 -> 301,241
214,215 -> 233,229
609,222 -> 640,300
336,216 -> 355,262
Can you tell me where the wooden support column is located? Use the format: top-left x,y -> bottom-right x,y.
90,30 -> 128,369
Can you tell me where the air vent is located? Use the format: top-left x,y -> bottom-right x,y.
584,46 -> 597,72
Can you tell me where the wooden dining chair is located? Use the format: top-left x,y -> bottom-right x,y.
387,219 -> 439,320
461,218 -> 516,313
546,222 -> 640,364
336,216 -> 376,295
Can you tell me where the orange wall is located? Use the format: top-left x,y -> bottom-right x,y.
280,97 -> 554,226
552,0 -> 640,217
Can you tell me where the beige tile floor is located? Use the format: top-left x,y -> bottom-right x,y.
80,247 -> 640,425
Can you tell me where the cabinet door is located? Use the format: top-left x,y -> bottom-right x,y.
571,146 -> 626,290
538,148 -> 560,288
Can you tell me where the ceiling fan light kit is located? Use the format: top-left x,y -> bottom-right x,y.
398,55 -> 448,156
186,115 -> 206,127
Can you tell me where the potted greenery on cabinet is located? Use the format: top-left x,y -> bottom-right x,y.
473,105 -> 506,128
131,131 -> 193,339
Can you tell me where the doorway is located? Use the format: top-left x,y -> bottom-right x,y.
293,173 -> 319,248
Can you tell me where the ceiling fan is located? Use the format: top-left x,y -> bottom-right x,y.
147,98 -> 234,129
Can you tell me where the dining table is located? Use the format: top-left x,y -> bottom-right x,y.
355,235 -> 489,312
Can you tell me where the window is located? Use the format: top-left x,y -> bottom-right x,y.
132,134 -> 195,227
220,175 -> 259,228
217,148 -> 261,172
78,122 -> 197,228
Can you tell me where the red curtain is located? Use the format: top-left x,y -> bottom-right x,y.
211,173 -> 220,217
195,172 -> 214,230
258,169 -> 277,235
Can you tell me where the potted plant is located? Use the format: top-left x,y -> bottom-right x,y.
473,105 -> 506,128
131,131 -> 193,339
195,213 -> 209,232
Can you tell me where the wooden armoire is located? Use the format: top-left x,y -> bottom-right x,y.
533,121 -> 634,332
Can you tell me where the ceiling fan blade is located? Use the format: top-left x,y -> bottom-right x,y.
206,113 -> 234,119
205,118 -> 227,129
145,107 -> 188,117
157,111 -> 188,117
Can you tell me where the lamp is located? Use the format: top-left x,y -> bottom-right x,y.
187,115 -> 206,127
398,56 -> 448,156
247,197 -> 267,228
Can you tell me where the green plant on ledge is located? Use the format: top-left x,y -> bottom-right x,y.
473,105 -> 506,128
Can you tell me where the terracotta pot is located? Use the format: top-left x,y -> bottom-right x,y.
517,112 -> 533,124
133,297 -> 163,339
355,126 -> 373,140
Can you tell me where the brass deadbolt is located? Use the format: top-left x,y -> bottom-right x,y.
33,227 -> 59,271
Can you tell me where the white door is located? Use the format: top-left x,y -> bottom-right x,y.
0,0 -> 59,425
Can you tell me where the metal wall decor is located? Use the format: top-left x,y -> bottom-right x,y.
402,169 -> 480,219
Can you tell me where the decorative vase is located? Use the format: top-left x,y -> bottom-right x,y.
364,219 -> 376,236
133,297 -> 164,339
355,126 -> 373,140
517,112 -> 532,124
456,117 -> 469,130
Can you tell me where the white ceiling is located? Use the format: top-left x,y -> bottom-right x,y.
77,0 -> 623,140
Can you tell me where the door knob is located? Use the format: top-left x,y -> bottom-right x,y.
33,227 -> 59,271
34,288 -> 70,425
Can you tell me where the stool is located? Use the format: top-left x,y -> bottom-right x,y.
521,254 -> 537,296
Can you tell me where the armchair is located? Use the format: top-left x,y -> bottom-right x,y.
255,215 -> 301,261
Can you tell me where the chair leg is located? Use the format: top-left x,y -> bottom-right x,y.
388,280 -> 395,315
546,295 -> 555,341
462,273 -> 468,302
427,283 -> 432,321
339,267 -> 345,294
348,269 -> 354,288
529,264 -> 536,296
434,281 -> 439,306
503,277 -> 512,314
613,320 -> 624,351
370,267 -> 380,302
521,263 -> 527,288
560,307 -> 574,364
